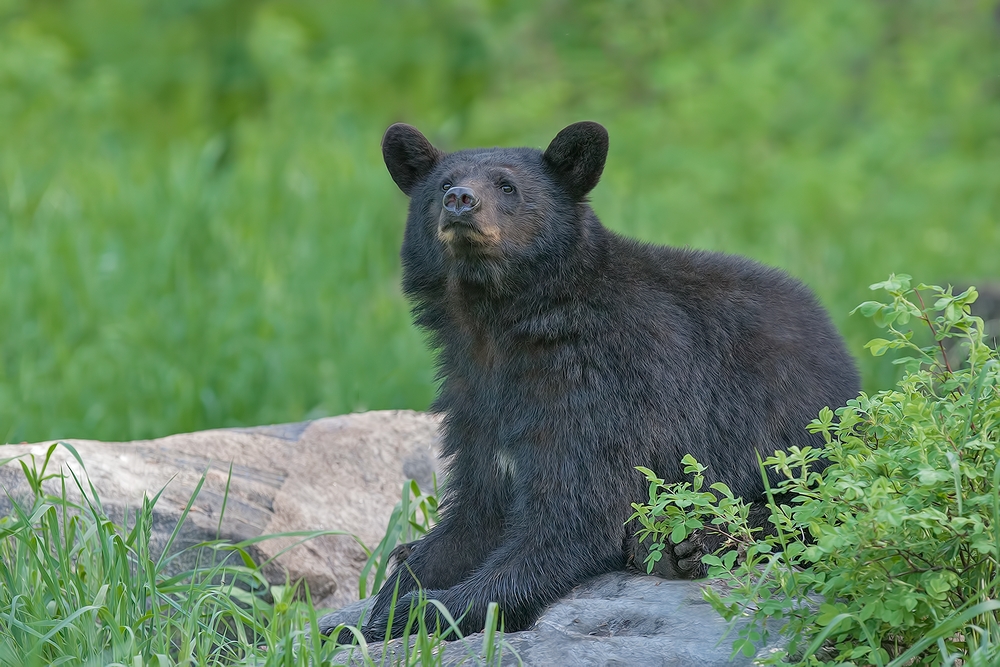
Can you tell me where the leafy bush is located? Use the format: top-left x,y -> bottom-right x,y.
631,275 -> 1000,666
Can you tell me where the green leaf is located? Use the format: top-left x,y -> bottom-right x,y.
869,273 -> 911,292
853,300 -> 885,317
709,482 -> 734,498
864,338 -> 892,356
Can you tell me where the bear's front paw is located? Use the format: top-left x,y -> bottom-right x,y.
670,535 -> 708,579
333,624 -> 374,646
631,530 -> 723,579
360,590 -> 448,642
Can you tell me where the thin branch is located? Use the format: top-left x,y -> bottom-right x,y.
914,289 -> 954,375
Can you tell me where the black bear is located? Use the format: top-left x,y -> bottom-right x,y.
344,121 -> 860,642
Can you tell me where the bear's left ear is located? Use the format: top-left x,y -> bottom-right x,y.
382,124 -> 444,196
542,121 -> 609,200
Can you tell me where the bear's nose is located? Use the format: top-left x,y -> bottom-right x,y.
443,186 -> 480,216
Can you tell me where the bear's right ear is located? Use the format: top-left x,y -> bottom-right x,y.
542,121 -> 609,200
382,124 -> 444,196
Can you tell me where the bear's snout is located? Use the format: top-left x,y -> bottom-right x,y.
442,186 -> 480,217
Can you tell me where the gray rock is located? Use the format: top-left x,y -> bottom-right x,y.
319,572 -> 780,666
0,410 -> 441,610
3,413 -> 783,663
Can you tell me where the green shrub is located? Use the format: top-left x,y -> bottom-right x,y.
631,275 -> 1000,666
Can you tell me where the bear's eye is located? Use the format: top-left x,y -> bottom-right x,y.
442,182 -> 452,191
500,184 -> 515,194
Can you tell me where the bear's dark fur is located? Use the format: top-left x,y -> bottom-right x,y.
347,121 -> 860,642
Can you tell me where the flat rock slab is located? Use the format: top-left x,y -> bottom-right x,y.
3,413 -> 782,663
0,410 -> 441,609
320,572 -> 777,666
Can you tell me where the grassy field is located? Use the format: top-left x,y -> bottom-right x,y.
2,0 -> 999,443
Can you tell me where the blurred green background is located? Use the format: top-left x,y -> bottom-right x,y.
1,0 -> 998,443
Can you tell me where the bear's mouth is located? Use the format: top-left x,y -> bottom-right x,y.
437,217 -> 502,256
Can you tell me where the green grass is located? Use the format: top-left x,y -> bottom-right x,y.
2,0 -> 999,442
0,443 -> 507,666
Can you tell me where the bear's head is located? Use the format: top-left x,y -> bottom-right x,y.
382,122 -> 609,289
